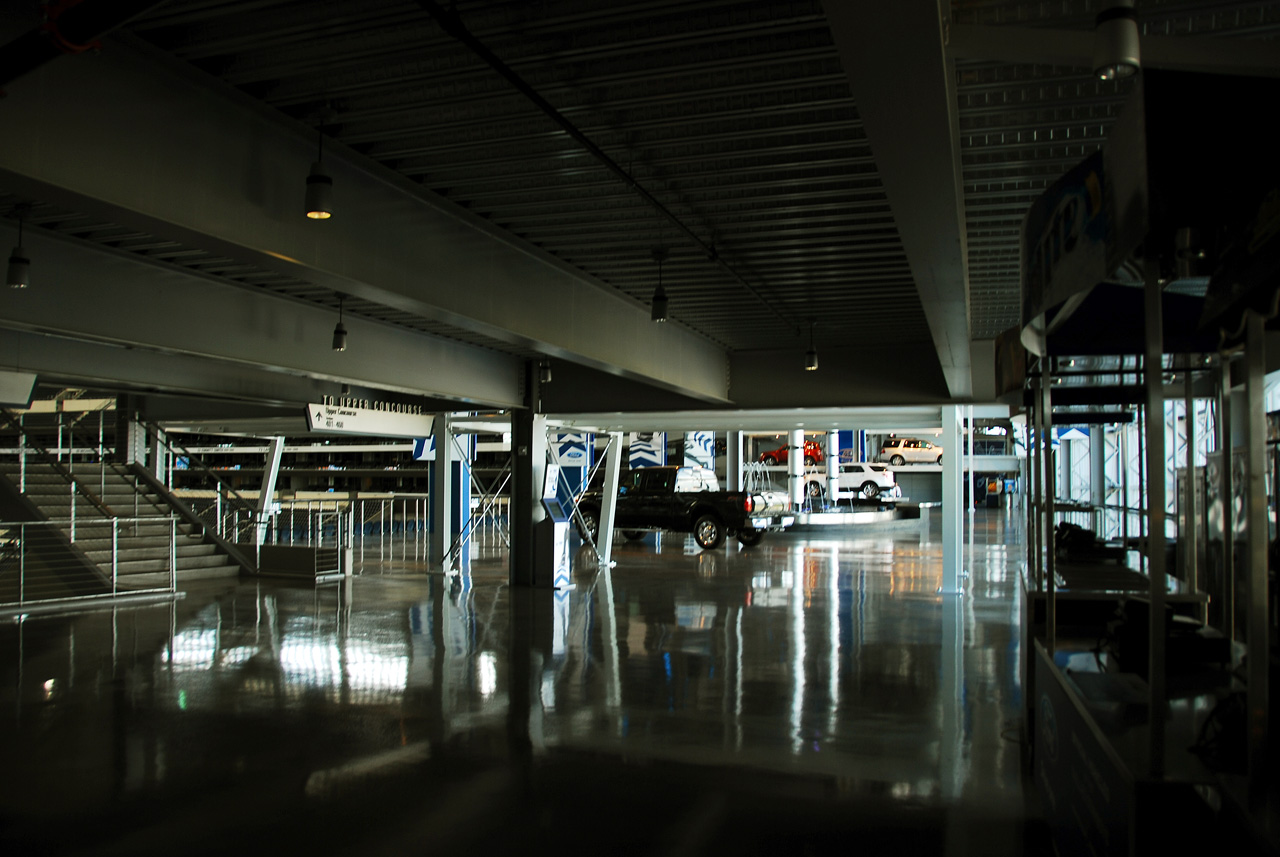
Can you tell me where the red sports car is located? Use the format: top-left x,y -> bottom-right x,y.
758,440 -> 824,466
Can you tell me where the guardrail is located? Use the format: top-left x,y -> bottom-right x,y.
176,493 -> 462,572
144,422 -> 260,546
0,516 -> 181,615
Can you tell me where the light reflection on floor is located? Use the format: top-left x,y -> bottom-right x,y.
0,508 -> 1043,855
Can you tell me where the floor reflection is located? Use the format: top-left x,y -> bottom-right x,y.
0,509 -> 1037,854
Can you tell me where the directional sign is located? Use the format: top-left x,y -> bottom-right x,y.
305,403 -> 435,439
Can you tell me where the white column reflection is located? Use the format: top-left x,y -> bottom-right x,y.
938,586 -> 966,800
789,545 -> 806,755
595,567 -> 623,722
827,546 -> 840,741
734,604 -> 744,751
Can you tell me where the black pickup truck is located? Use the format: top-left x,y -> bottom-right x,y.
576,465 -> 793,549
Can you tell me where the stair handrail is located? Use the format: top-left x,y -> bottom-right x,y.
143,421 -> 259,520
0,408 -> 117,519
128,463 -> 258,575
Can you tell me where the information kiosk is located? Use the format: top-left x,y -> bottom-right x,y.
534,463 -> 572,589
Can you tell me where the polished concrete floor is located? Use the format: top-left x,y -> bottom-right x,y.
0,509 -> 1045,855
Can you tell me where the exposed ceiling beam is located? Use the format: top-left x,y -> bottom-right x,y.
823,1 -> 974,399
0,228 -> 523,408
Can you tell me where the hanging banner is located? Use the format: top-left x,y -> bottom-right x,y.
1020,75 -> 1147,355
684,431 -> 715,469
412,437 -> 436,461
305,403 -> 435,439
552,432 -> 590,467
628,432 -> 665,468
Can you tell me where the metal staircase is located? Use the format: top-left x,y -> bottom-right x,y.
0,459 -> 245,589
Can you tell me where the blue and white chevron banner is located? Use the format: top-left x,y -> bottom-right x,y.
684,431 -> 715,469
628,431 -> 666,468
412,436 -> 436,461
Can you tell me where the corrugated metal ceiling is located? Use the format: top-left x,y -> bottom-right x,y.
6,0 -> 1278,382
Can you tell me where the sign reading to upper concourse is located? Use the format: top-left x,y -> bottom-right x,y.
305,402 -> 435,439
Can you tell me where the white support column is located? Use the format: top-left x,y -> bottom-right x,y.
149,430 -> 166,485
787,429 -> 805,509
1090,425 -> 1106,533
254,436 -> 285,545
940,404 -> 963,594
595,432 -> 623,567
431,414 -> 454,571
826,431 -> 840,505
726,431 -> 744,492
967,405 -> 975,513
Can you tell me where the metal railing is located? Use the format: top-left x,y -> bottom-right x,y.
0,409 -> 117,526
144,422 -> 259,545
175,493 -> 447,572
0,516 -> 181,614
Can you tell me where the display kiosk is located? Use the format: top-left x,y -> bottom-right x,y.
533,463 -> 573,590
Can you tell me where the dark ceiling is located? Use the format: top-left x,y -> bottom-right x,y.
2,0 -> 1278,408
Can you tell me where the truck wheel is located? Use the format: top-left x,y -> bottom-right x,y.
693,514 -> 726,549
577,508 -> 600,541
622,530 -> 646,541
890,455 -> 905,466
860,481 -> 880,498
737,529 -> 764,547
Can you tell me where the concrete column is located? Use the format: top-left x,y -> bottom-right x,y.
115,395 -> 146,466
1243,312 -> 1270,796
511,385 -> 548,587
1090,424 -> 1106,534
1060,432 -> 1073,501
787,429 -> 805,508
940,405 -> 963,594
430,413 -> 453,570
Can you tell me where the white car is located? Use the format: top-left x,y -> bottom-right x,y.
837,463 -> 901,499
876,437 -> 943,466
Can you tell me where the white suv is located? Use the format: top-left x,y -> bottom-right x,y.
837,463 -> 901,499
877,437 -> 943,465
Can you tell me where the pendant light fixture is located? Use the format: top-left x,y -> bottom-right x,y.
1093,0 -> 1140,80
332,295 -> 348,351
305,125 -> 334,220
804,321 -> 818,371
650,247 -> 669,323
7,204 -> 31,289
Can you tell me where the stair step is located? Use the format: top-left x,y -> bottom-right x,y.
82,543 -> 218,562
116,563 -> 241,588
107,553 -> 240,574
3,456 -> 247,583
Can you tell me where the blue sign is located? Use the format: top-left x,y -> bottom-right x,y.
553,432 -> 590,467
